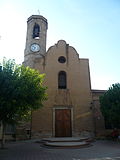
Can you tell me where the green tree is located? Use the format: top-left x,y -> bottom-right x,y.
100,83 -> 120,129
0,58 -> 47,148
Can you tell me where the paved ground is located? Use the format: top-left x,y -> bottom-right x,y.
0,140 -> 120,160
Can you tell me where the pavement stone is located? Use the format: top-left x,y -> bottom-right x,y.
0,140 -> 120,160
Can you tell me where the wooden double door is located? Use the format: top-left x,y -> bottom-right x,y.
55,109 -> 72,137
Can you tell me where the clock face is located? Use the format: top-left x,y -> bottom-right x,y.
30,43 -> 40,52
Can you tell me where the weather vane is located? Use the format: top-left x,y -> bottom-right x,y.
38,10 -> 40,15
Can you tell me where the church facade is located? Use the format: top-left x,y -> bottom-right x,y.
23,15 -> 106,138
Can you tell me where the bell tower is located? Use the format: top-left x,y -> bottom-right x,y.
24,15 -> 48,66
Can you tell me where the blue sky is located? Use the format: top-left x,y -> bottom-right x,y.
0,0 -> 120,89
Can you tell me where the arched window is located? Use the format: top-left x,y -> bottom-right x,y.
58,71 -> 67,89
33,23 -> 40,39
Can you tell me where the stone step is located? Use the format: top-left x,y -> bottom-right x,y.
44,141 -> 90,148
42,137 -> 93,148
42,137 -> 91,142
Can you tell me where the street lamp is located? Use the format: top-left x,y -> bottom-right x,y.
0,66 -> 2,72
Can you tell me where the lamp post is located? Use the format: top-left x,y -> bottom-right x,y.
0,66 -> 2,72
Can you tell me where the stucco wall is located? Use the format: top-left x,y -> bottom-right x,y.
29,40 -> 94,138
92,90 -> 106,136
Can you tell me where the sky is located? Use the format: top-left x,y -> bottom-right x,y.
0,0 -> 120,90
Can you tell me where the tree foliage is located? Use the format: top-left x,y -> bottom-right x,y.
100,83 -> 120,129
0,58 -> 47,148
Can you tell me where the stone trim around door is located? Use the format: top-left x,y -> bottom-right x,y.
52,106 -> 73,137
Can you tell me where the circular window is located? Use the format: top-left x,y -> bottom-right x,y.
58,56 -> 66,63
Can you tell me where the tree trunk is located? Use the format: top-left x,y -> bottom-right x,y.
1,122 -> 5,149
29,110 -> 32,139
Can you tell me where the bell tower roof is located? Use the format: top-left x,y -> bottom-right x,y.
27,15 -> 48,28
